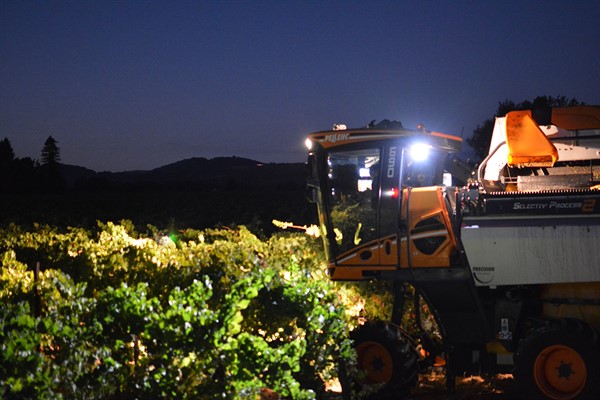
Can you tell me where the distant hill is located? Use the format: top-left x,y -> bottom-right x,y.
60,156 -> 306,191
4,157 -> 313,233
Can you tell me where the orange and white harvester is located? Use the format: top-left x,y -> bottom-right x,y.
305,106 -> 600,399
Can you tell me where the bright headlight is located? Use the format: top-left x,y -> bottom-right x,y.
305,138 -> 313,150
409,143 -> 432,161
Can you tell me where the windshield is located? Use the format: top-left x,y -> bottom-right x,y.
326,148 -> 381,255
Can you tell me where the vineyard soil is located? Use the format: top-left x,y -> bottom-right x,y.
412,372 -> 515,399
319,372 -> 516,400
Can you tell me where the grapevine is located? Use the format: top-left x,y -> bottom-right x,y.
0,223 -> 354,399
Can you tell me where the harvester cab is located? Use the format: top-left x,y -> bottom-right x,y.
305,120 -> 463,280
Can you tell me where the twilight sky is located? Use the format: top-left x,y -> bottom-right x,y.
1,0 -> 599,172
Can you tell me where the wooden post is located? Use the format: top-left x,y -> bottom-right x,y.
34,261 -> 41,318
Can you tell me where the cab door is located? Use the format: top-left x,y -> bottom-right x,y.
325,144 -> 401,273
377,144 -> 402,265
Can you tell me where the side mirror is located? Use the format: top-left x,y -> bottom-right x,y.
305,185 -> 318,203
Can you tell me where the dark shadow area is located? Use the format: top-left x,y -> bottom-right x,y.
1,156 -> 315,236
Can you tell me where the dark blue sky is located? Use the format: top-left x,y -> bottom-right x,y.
2,0 -> 599,172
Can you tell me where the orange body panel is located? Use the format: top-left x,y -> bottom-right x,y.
308,129 -> 463,150
505,110 -> 558,167
329,265 -> 398,280
430,131 -> 463,141
400,187 -> 457,268
541,283 -> 600,331
309,129 -> 406,149
551,106 -> 600,130
328,187 -> 457,280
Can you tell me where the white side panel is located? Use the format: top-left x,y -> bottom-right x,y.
461,216 -> 600,287
483,119 -> 600,182
483,117 -> 508,181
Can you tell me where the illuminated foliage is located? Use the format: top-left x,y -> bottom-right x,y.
0,223 -> 354,399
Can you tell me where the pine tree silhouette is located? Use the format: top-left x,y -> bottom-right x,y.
39,136 -> 65,192
41,136 -> 61,165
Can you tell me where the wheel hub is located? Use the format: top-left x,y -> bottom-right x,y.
356,341 -> 394,384
556,360 -> 575,380
534,344 -> 586,399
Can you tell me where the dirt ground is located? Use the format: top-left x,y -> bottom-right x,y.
411,372 -> 516,399
262,372 -> 516,399
318,371 -> 516,399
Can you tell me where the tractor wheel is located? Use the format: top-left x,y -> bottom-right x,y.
514,319 -> 600,400
349,321 -> 418,399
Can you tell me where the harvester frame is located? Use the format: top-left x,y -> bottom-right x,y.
305,107 -> 600,399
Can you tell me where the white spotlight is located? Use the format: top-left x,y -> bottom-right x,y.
409,143 -> 431,162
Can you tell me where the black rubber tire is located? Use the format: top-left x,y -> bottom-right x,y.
349,321 -> 418,399
514,319 -> 600,400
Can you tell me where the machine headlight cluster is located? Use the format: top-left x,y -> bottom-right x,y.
409,143 -> 432,162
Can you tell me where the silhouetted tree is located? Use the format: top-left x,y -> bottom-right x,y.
0,138 -> 15,164
1,138 -> 17,192
39,136 -> 65,192
41,136 -> 61,165
0,138 -> 41,194
466,95 -> 584,161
